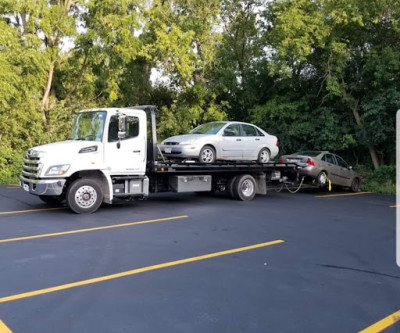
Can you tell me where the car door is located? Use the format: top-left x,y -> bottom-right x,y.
219,123 -> 243,160
105,112 -> 146,175
241,124 -> 261,160
321,153 -> 342,185
335,155 -> 352,186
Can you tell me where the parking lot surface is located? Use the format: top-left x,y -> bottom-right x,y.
0,185 -> 398,333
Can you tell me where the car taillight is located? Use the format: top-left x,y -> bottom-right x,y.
279,157 -> 284,163
307,158 -> 315,166
276,140 -> 279,147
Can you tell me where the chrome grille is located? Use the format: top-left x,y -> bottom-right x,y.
21,151 -> 41,180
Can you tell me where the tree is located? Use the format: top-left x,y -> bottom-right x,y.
266,0 -> 400,169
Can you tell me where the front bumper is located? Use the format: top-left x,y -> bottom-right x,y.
20,175 -> 66,196
159,144 -> 201,159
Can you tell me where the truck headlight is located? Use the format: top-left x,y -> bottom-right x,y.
45,165 -> 70,176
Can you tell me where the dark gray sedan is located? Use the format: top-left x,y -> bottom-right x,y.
279,151 -> 361,191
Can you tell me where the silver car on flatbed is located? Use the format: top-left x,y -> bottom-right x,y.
279,151 -> 361,191
160,121 -> 279,164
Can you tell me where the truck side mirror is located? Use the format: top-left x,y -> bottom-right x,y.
118,114 -> 126,140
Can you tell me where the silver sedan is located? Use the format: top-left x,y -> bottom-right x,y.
159,121 -> 279,164
279,151 -> 361,191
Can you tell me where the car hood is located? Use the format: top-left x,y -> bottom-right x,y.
163,134 -> 215,143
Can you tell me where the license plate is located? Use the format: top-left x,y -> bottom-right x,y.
287,159 -> 299,163
164,147 -> 172,154
23,183 -> 29,192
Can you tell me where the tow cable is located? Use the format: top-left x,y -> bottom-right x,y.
275,176 -> 305,194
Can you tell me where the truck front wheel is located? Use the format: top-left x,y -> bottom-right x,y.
66,178 -> 103,214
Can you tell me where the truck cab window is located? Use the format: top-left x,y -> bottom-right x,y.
109,115 -> 139,142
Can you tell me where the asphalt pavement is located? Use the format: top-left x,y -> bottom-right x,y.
0,185 -> 398,333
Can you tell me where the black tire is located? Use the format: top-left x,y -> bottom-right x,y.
232,174 -> 257,201
198,145 -> 216,164
226,175 -> 239,199
316,171 -> 328,189
66,178 -> 103,214
257,148 -> 270,164
39,194 -> 65,205
350,178 -> 360,192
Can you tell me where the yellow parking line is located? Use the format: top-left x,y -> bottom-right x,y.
0,240 -> 284,303
0,320 -> 13,333
358,309 -> 400,333
389,204 -> 399,208
315,192 -> 372,198
0,207 -> 66,215
0,215 -> 188,244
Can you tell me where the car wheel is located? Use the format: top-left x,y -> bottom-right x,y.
257,148 -> 270,163
316,172 -> 328,189
199,145 -> 216,164
350,178 -> 360,192
66,178 -> 103,214
39,194 -> 65,205
233,174 -> 256,201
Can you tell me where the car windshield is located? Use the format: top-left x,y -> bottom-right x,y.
189,122 -> 226,135
71,111 -> 107,142
295,151 -> 323,157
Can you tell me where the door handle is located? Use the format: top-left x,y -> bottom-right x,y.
255,138 -> 260,141
133,150 -> 141,153
236,139 -> 241,141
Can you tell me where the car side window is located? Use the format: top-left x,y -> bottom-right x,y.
323,154 -> 337,165
241,124 -> 258,136
108,115 -> 139,142
255,128 -> 265,136
336,156 -> 349,168
223,124 -> 241,137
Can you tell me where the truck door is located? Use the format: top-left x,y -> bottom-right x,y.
220,123 -> 243,160
105,112 -> 146,175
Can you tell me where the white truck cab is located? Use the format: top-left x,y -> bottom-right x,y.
20,107 -> 149,213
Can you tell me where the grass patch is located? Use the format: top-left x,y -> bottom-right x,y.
355,165 -> 396,195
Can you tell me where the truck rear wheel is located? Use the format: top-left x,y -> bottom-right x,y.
66,178 -> 103,214
226,175 -> 239,199
233,174 -> 256,201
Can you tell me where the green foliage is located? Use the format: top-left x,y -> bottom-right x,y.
0,0 -> 398,191
357,165 -> 396,195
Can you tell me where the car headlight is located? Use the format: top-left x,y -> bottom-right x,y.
45,164 -> 70,176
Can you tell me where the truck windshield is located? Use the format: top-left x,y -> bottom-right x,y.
72,111 -> 107,142
190,122 -> 225,134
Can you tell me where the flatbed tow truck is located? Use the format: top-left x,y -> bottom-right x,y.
20,106 -> 301,214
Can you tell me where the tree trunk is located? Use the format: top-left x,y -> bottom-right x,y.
352,99 -> 380,170
41,61 -> 55,127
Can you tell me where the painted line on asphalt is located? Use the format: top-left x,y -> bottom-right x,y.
0,207 -> 66,216
0,215 -> 188,244
0,240 -> 284,303
315,192 -> 372,198
358,309 -> 400,333
0,320 -> 12,333
389,204 -> 399,208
